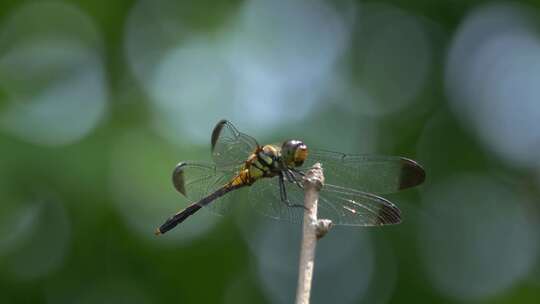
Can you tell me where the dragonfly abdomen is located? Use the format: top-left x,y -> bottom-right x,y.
156,183 -> 243,235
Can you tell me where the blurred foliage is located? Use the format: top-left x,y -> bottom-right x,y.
2,0 -> 540,303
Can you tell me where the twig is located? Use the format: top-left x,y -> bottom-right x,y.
295,163 -> 332,304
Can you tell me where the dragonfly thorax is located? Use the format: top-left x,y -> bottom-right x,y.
256,144 -> 281,171
237,145 -> 280,183
246,141 -> 307,181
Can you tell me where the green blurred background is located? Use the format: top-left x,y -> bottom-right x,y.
1,0 -> 540,303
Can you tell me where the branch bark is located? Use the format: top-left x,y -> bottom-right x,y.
295,163 -> 332,304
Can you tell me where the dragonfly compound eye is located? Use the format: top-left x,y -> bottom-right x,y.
282,140 -> 308,167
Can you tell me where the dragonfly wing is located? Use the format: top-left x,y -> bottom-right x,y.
318,184 -> 401,226
172,161 -> 236,215
247,176 -> 304,224
303,149 -> 425,194
247,173 -> 400,226
211,120 -> 259,170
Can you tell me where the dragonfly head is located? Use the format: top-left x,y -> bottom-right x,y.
281,140 -> 308,167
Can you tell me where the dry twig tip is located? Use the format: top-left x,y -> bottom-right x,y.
295,163 -> 332,304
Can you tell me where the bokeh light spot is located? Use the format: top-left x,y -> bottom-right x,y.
446,3 -> 540,168
338,3 -> 432,117
125,0 -> 352,142
418,175 -> 538,301
0,2 -> 108,146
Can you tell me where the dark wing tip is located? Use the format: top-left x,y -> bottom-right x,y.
172,162 -> 188,196
378,202 -> 402,225
399,158 -> 426,190
211,119 -> 229,152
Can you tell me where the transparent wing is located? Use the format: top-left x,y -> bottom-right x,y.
248,176 -> 304,223
301,149 -> 425,195
248,174 -> 401,226
318,184 -> 401,226
211,120 -> 259,170
171,162 -> 238,215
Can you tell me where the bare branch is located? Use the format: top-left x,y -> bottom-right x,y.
295,163 -> 332,304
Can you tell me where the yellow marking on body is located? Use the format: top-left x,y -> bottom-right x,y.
259,153 -> 273,166
229,146 -> 278,188
250,163 -> 265,178
263,144 -> 278,155
249,163 -> 265,178
247,153 -> 258,163
230,169 -> 250,186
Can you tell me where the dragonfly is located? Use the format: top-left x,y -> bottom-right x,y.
155,120 -> 425,235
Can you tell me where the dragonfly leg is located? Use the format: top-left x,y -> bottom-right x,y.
279,173 -> 306,209
286,169 -> 304,190
291,168 -> 305,177
278,173 -> 287,201
283,169 -> 303,190
282,169 -> 292,183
